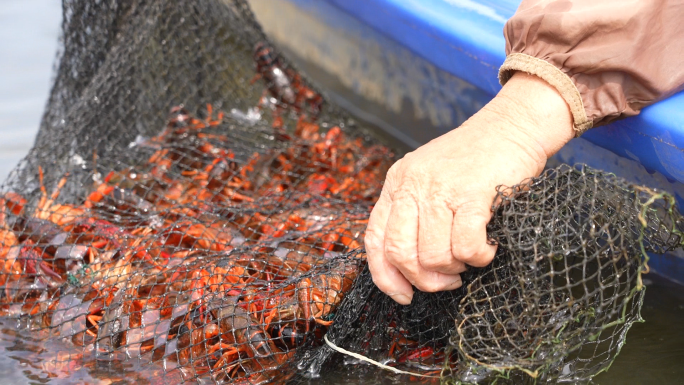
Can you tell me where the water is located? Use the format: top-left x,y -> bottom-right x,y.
0,0 -> 61,182
1,1 -> 684,384
594,274 -> 684,384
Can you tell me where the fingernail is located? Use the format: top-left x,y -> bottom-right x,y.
446,277 -> 463,290
389,293 -> 413,305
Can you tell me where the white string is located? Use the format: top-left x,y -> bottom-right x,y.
323,334 -> 440,379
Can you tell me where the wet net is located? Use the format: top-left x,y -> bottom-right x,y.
304,166 -> 684,384
1,0 -> 683,384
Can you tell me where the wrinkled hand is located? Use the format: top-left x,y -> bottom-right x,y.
366,72 -> 575,305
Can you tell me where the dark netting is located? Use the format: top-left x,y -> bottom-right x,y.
305,166 -> 684,384
1,0 -> 683,384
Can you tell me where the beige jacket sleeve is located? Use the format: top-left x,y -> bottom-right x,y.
499,0 -> 684,135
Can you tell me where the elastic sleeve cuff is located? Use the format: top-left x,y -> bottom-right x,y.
499,53 -> 592,136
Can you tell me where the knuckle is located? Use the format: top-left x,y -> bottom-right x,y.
418,250 -> 451,269
452,199 -> 490,219
428,190 -> 450,203
364,231 -> 383,252
452,243 -> 482,264
386,158 -> 404,178
452,243 -> 493,267
384,238 -> 413,264
388,155 -> 424,185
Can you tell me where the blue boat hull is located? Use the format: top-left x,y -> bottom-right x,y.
248,0 -> 684,284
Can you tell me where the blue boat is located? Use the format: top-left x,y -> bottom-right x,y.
250,0 -> 684,284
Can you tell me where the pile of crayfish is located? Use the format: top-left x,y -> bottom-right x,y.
0,41 -> 445,384
0,91 -> 395,383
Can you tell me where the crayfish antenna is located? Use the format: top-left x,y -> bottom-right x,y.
38,166 -> 47,197
51,173 -> 69,201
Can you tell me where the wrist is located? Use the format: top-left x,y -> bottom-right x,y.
486,71 -> 575,159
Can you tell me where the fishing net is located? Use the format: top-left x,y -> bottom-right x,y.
1,0 -> 683,384
305,166 -> 684,384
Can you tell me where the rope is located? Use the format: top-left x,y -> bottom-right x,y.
323,334 -> 440,379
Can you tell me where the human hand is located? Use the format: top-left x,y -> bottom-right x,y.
365,72 -> 575,305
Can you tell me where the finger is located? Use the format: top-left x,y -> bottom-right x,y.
365,188 -> 392,262
366,183 -> 415,304
385,195 -> 462,293
418,203 -> 467,274
367,244 -> 414,305
451,201 -> 497,267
